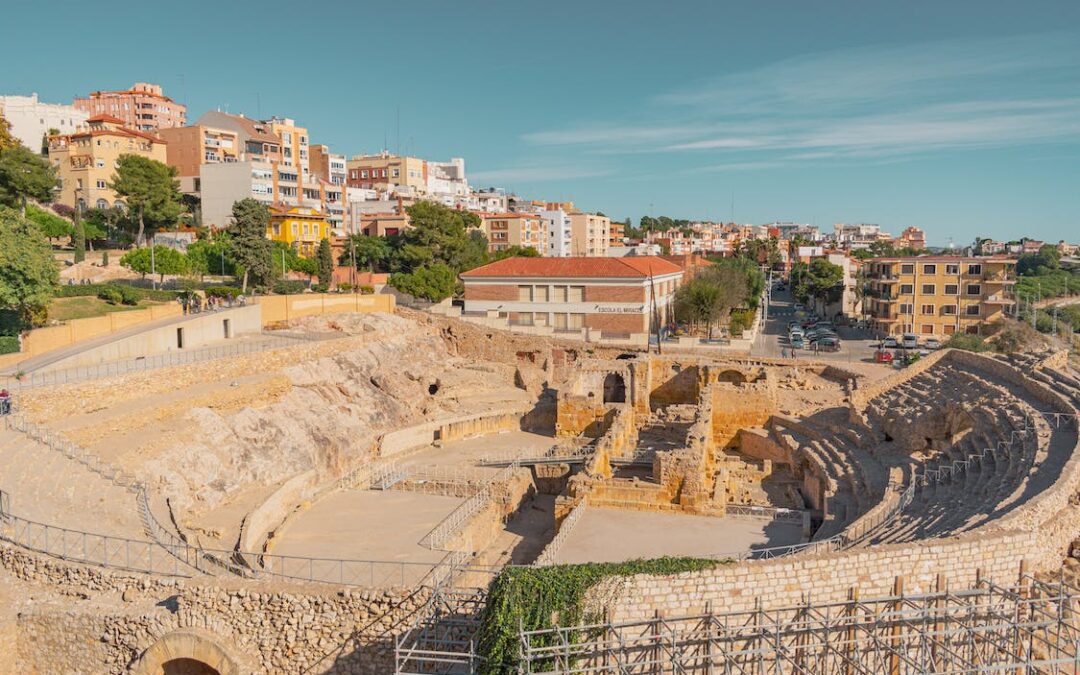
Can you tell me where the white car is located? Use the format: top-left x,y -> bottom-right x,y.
901,333 -> 919,350
882,336 -> 899,349
924,337 -> 942,350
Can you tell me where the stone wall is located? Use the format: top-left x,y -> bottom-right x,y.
0,544 -> 429,675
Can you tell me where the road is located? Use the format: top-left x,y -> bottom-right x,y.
752,287 -> 885,365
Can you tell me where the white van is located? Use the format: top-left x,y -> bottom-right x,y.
901,333 -> 919,349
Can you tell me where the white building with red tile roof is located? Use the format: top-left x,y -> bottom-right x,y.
460,256 -> 684,343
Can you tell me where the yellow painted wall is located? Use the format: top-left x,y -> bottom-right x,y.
257,293 -> 395,325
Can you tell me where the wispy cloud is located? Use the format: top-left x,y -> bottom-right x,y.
521,32 -> 1080,169
469,165 -> 612,184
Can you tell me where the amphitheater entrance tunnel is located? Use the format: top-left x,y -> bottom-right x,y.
603,372 -> 626,403
162,659 -> 221,675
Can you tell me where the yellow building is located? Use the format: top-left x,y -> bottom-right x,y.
267,205 -> 329,257
480,212 -> 548,254
864,256 -> 1017,337
48,115 -> 168,210
569,211 -> 611,256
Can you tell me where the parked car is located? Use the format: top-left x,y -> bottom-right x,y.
901,333 -> 919,349
790,335 -> 806,349
882,336 -> 899,349
812,336 -> 840,352
874,350 -> 895,364
924,337 -> 942,350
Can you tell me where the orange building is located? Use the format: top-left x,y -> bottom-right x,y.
73,83 -> 186,132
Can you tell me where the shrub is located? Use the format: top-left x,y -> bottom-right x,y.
205,286 -> 242,299
118,285 -> 141,306
271,280 -> 308,295
359,284 -> 375,295
57,283 -> 107,298
102,251 -> 109,267
0,335 -> 20,354
728,308 -> 756,337
337,282 -> 353,292
97,285 -> 124,305
310,283 -> 329,293
944,333 -> 988,352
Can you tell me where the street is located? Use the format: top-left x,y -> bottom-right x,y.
752,286 -> 885,365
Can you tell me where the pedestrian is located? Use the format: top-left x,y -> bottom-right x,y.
0,388 -> 10,416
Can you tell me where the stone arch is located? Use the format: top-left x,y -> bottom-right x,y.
130,629 -> 243,675
716,369 -> 748,384
603,372 -> 626,403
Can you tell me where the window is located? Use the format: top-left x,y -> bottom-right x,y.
923,264 -> 937,274
291,223 -> 298,235
921,284 -> 935,295
941,304 -> 957,315
534,286 -> 549,303
553,313 -> 567,329
945,264 -> 959,274
921,304 -> 935,315
568,313 -> 585,329
965,284 -> 981,296
944,325 -> 956,335
553,285 -> 568,303
967,264 -> 982,275
360,170 -> 368,178
96,180 -> 107,189
517,285 -> 532,302
534,313 -> 548,326
272,224 -> 281,235
920,324 -> 935,334
901,264 -> 914,274
944,284 -> 958,295
392,169 -> 400,178
900,284 -> 914,294
568,286 -> 584,302
965,305 -> 981,316
96,159 -> 105,168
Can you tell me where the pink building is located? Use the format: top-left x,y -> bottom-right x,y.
73,82 -> 186,133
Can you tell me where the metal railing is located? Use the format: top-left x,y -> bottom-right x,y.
420,461 -> 519,551
4,335 -> 301,390
532,497 -> 588,567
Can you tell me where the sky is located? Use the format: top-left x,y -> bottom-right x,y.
3,0 -> 1079,246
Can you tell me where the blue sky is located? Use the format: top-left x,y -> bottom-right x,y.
3,0 -> 1079,245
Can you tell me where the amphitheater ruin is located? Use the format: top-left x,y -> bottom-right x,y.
2,306 -> 1080,673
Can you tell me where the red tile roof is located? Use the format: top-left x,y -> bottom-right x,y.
461,256 -> 683,279
86,114 -> 126,124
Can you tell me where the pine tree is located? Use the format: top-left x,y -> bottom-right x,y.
227,199 -> 273,293
317,238 -> 334,286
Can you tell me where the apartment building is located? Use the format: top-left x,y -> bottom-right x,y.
267,205 -> 329,257
609,219 -> 625,246
0,94 -> 88,150
480,213 -> 548,254
47,115 -> 167,211
310,145 -> 346,186
347,152 -> 428,196
156,124 -> 240,195
863,256 -> 1016,337
73,83 -> 185,132
358,212 -> 410,237
460,256 -> 684,340
833,223 -> 890,248
895,226 -> 927,250
569,212 -> 610,256
540,206 -> 573,257
426,158 -> 469,205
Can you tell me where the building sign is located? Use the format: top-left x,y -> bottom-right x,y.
596,305 -> 645,314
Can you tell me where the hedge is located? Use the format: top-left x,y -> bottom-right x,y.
56,283 -> 179,302
205,286 -> 242,299
272,280 -> 308,295
0,336 -> 20,354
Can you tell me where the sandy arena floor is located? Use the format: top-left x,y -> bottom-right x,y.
553,507 -> 805,564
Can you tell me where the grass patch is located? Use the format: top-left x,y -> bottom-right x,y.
49,296 -> 164,322
476,557 -> 722,673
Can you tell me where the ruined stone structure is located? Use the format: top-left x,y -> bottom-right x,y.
1,307 -> 1079,673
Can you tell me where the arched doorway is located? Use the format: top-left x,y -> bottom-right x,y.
717,369 -> 747,384
602,373 -> 626,403
163,659 -> 221,675
129,629 -> 242,675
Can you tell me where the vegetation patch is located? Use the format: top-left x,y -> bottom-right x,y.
476,557 -> 720,673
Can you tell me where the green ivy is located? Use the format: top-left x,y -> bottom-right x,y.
476,557 -> 721,673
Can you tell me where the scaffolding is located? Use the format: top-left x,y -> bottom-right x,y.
395,575 -> 1080,674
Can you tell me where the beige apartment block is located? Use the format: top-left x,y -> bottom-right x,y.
570,212 -> 611,256
347,152 -> 428,196
864,256 -> 1017,336
48,115 -> 168,211
481,212 -> 548,254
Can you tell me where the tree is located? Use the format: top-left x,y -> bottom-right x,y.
395,201 -> 481,273
0,114 -> 15,151
227,198 -> 273,292
801,258 -> 845,311
389,263 -> 457,302
292,256 -> 318,279
316,238 -> 334,286
0,207 -> 60,326
492,245 -> 541,260
0,144 -> 57,215
25,204 -> 72,241
1017,244 -> 1061,276
672,263 -> 751,338
340,234 -> 391,272
109,154 -> 183,246
185,239 -> 212,280
120,245 -> 188,283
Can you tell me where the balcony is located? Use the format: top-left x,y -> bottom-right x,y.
982,272 -> 1016,284
983,294 -> 1014,305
